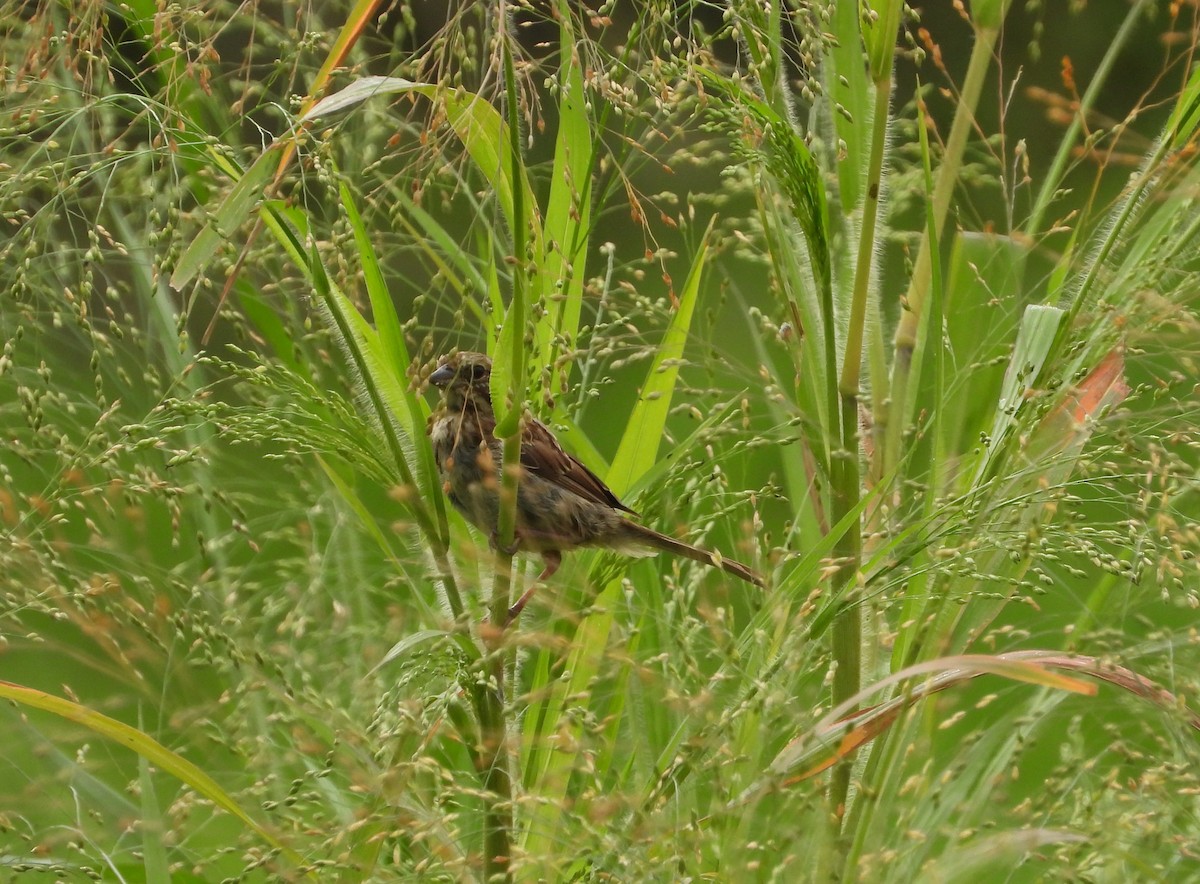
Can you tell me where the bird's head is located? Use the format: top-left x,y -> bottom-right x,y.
429,351 -> 493,410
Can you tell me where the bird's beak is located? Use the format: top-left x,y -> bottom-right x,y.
429,363 -> 456,387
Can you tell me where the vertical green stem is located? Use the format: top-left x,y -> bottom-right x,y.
885,24 -> 999,473
825,41 -> 897,857
825,80 -> 892,848
843,9 -> 1007,874
492,12 -> 526,611
474,664 -> 512,880
474,11 -> 527,880
827,395 -> 863,820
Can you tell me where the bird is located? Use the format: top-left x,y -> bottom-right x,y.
426,351 -> 764,619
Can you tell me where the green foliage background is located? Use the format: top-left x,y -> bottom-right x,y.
1,0 -> 1199,880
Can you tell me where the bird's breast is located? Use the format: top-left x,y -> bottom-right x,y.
429,412 -> 501,532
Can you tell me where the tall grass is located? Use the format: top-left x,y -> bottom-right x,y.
1,0 -> 1198,879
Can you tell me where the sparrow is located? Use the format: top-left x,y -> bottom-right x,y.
426,351 -> 764,617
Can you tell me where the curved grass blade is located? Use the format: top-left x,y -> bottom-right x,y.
763,653 -> 1097,784
304,76 -> 539,270
0,680 -> 306,870
762,648 -> 1200,790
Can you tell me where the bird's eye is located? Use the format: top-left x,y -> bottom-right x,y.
470,363 -> 488,379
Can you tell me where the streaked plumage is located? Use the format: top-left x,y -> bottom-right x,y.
426,352 -> 763,615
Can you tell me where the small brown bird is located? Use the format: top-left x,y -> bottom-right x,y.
427,351 -> 763,617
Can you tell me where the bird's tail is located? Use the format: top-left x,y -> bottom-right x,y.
618,521 -> 765,587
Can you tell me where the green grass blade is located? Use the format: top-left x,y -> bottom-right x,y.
970,304 -> 1067,488
339,182 -> 448,529
522,220 -> 713,859
137,730 -> 171,882
607,217 -> 714,496
0,680 -> 306,869
305,76 -> 540,279
827,0 -> 871,207
170,150 -> 275,289
1166,59 -> 1200,148
539,1 -> 594,362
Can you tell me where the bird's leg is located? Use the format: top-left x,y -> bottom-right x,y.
490,530 -> 521,557
506,550 -> 561,623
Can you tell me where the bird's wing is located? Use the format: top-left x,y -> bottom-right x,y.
520,418 -> 638,515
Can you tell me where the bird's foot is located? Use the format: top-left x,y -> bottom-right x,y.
489,531 -> 521,557
505,586 -> 538,624
500,552 -> 561,626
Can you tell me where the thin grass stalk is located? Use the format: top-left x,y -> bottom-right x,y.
841,91 -> 949,873
1067,130 -> 1178,323
1024,0 -> 1155,240
838,0 -> 986,857
912,83 -> 949,608
884,20 -> 1001,476
473,19 -> 529,880
259,200 -> 480,648
492,24 -> 526,614
272,213 -> 462,603
861,0 -> 903,492
273,142 -> 504,874
735,17 -> 868,845
827,397 -> 864,816
51,72 -> 235,611
298,236 -> 444,574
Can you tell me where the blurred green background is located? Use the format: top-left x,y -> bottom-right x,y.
2,0 -> 1198,879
